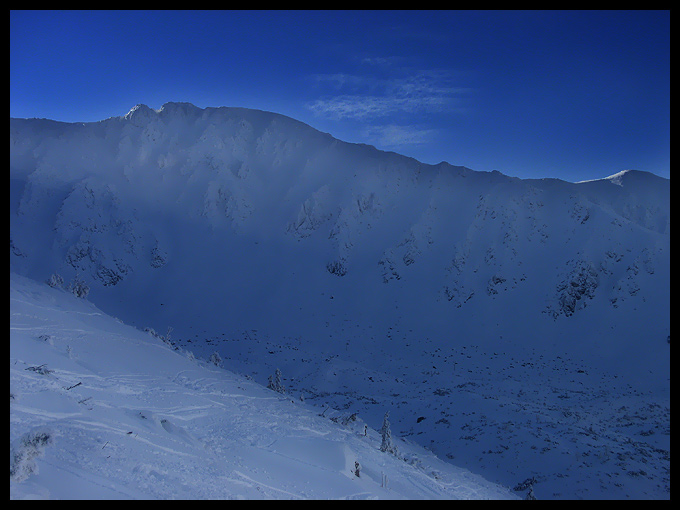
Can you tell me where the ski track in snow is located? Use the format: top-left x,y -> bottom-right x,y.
10,273 -> 518,500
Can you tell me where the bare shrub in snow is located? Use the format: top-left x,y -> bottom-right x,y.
10,428 -> 54,482
144,326 -> 174,347
46,273 -> 64,289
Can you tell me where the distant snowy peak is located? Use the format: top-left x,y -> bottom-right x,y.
576,168 -> 666,187
123,102 -> 207,126
124,103 -> 153,118
604,169 -> 640,186
125,102 -> 202,118
124,103 -> 154,118
123,103 -> 157,127
572,169 -> 669,235
120,102 -> 329,139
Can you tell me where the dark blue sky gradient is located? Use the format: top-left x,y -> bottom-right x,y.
10,10 -> 670,181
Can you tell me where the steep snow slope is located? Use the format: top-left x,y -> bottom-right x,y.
11,272 -> 517,499
10,103 -> 670,499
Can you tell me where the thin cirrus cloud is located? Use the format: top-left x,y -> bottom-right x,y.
304,67 -> 470,152
306,69 -> 471,121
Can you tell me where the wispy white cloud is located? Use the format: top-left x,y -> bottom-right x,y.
306,69 -> 470,120
305,60 -> 472,153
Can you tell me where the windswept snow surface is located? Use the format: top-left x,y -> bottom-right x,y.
10,273 -> 517,500
10,103 -> 670,499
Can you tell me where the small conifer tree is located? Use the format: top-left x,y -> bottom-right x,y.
69,273 -> 90,298
380,411 -> 397,456
208,351 -> 223,367
267,368 -> 286,394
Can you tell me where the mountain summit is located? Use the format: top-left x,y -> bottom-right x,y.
10,103 -> 670,499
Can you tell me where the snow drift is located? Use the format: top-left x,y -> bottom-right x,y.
11,272 -> 517,499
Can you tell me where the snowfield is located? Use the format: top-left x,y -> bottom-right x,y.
10,103 -> 669,499
10,272 -> 517,500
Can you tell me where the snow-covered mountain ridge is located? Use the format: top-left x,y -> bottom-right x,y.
10,103 -> 670,499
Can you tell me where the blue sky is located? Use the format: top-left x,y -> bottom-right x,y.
10,10 -> 670,181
